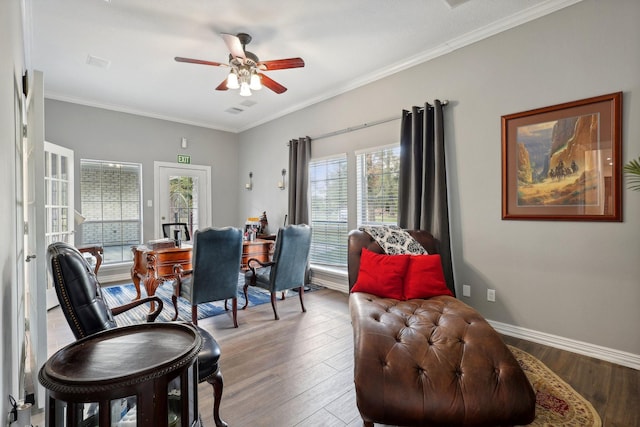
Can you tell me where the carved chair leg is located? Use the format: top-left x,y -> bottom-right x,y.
206,370 -> 227,427
242,283 -> 250,310
281,291 -> 286,300
171,294 -> 179,321
270,292 -> 279,320
191,305 -> 198,325
224,298 -> 228,311
231,297 -> 238,328
298,286 -> 306,313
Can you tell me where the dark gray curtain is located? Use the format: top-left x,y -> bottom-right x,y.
398,100 -> 455,293
287,136 -> 311,225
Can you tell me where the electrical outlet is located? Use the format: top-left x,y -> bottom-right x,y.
462,285 -> 471,297
487,289 -> 496,302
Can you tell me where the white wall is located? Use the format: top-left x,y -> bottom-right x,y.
238,0 -> 640,359
1,0 -> 26,417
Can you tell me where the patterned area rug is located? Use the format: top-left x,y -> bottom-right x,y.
509,345 -> 602,427
101,273 -> 274,326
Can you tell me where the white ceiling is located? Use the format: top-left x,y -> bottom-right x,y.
26,0 -> 580,133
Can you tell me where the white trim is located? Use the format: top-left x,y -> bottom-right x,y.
489,319 -> 640,371
153,161 -> 212,237
310,265 -> 349,293
98,272 -> 132,284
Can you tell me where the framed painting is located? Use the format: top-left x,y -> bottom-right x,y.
502,92 -> 622,221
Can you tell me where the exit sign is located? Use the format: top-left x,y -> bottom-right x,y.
177,154 -> 191,164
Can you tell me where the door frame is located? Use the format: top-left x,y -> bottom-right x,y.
153,161 -> 212,238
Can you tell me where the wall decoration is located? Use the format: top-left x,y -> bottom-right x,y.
502,92 -> 622,221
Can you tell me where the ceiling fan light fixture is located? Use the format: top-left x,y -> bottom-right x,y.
249,72 -> 262,91
239,81 -> 252,97
227,70 -> 239,89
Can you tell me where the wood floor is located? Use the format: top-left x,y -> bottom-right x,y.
41,288 -> 639,427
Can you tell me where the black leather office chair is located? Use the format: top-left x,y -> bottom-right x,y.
162,222 -> 191,242
244,224 -> 312,320
47,242 -> 227,427
172,227 -> 243,327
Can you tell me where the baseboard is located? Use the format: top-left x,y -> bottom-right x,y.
310,265 -> 349,293
489,319 -> 640,371
99,272 -> 132,284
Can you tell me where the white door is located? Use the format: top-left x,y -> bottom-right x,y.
25,70 -> 48,409
154,162 -> 211,239
43,141 -> 74,309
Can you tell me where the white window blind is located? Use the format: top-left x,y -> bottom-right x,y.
357,145 -> 400,226
309,155 -> 348,267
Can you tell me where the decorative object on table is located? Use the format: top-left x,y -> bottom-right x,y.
244,217 -> 260,240
47,241 -> 228,427
244,224 -> 312,320
508,345 -> 602,427
623,156 -> 640,192
502,92 -> 622,221
259,211 -> 269,234
172,227 -> 243,327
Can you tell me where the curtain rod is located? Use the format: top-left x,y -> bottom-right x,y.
311,100 -> 448,141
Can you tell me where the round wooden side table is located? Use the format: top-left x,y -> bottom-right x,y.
39,322 -> 202,427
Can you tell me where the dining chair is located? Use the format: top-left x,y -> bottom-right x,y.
47,241 -> 228,427
172,226 -> 243,328
243,224 -> 312,320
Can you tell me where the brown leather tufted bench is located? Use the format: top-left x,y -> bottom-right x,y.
348,230 -> 535,427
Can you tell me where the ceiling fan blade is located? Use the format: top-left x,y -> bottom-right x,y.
215,79 -> 228,91
175,57 -> 228,67
221,33 -> 246,61
258,57 -> 305,71
259,73 -> 287,94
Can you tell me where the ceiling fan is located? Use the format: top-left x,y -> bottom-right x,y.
175,32 -> 305,96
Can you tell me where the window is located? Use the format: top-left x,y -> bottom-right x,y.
79,160 -> 142,264
357,145 -> 400,226
309,155 -> 348,266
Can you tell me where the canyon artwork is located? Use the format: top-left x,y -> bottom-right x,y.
516,113 -> 601,206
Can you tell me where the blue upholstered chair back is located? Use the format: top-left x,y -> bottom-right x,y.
269,224 -> 312,292
188,226 -> 243,304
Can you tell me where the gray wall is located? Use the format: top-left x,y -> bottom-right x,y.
44,99 -> 241,242
238,0 -> 640,357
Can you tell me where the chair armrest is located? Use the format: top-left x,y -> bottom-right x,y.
246,258 -> 275,286
77,245 -> 104,275
247,258 -> 275,272
111,296 -> 164,322
172,264 -> 193,295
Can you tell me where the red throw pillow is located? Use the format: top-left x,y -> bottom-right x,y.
404,254 -> 453,299
351,248 -> 409,299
